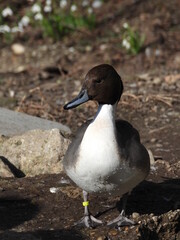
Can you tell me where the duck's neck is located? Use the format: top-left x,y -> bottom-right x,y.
93,103 -> 117,126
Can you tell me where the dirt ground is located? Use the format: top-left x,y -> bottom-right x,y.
0,0 -> 180,239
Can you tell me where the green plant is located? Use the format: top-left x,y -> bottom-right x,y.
0,1 -> 100,42
122,22 -> 145,55
28,1 -> 96,40
40,12 -> 95,40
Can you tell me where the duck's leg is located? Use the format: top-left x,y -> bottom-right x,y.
74,190 -> 103,228
107,193 -> 135,227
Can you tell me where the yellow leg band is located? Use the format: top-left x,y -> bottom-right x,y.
83,201 -> 89,207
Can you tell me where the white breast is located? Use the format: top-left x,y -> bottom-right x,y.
67,104 -> 121,192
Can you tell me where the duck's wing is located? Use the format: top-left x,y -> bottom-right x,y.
115,119 -> 150,173
63,120 -> 92,169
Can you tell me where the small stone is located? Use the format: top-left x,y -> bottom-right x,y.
124,226 -> 129,232
145,47 -> 152,58
137,72 -> 150,81
96,237 -> 103,240
152,216 -> 158,222
85,45 -> 92,52
174,53 -> 180,64
15,65 -> 27,73
100,44 -> 107,51
155,49 -> 161,56
156,143 -> 163,148
9,89 -> 15,98
165,74 -> 180,85
11,43 -> 25,55
129,83 -> 137,88
89,230 -> 96,237
109,229 -> 118,236
132,212 -> 140,219
176,80 -> 180,89
153,77 -> 162,85
50,187 -> 59,193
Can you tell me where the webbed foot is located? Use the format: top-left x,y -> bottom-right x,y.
74,214 -> 103,228
107,214 -> 134,227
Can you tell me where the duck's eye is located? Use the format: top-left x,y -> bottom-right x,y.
95,78 -> 103,84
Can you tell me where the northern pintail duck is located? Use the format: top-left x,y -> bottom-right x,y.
63,64 -> 150,228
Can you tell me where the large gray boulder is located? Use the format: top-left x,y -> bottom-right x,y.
0,107 -> 71,136
0,129 -> 70,177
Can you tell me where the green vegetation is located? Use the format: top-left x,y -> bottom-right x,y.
122,22 -> 145,55
0,0 -> 101,42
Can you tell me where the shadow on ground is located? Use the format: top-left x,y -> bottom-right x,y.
94,178 -> 180,219
117,178 -> 180,216
0,197 -> 39,230
0,229 -> 85,240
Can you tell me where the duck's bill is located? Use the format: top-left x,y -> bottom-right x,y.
64,89 -> 89,110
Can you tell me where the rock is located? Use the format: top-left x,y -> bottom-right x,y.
49,187 -> 60,193
85,45 -> 92,52
0,107 -> 71,137
96,237 -> 103,240
137,73 -> 151,81
132,212 -> 140,219
152,216 -> 158,223
100,44 -> 107,51
11,43 -> 25,55
174,53 -> 180,65
108,229 -> 118,236
164,74 -> 180,85
0,129 -> 70,177
153,77 -> 162,85
0,159 -> 14,178
145,47 -> 152,58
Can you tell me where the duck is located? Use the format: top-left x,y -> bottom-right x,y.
63,64 -> 150,228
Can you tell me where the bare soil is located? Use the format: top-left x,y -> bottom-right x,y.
0,0 -> 180,239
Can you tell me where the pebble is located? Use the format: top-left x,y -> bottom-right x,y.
153,77 -> 162,85
155,49 -> 162,56
15,65 -> 26,73
11,43 -> 25,55
100,44 -> 107,51
9,89 -> 15,98
96,237 -> 103,240
69,46 -> 75,53
89,230 -> 96,237
152,216 -> 158,222
174,53 -> 180,64
59,177 -> 70,185
156,143 -> 163,148
129,83 -> 137,88
150,138 -> 157,143
85,45 -> 92,52
49,187 -> 59,193
109,229 -> 118,236
137,72 -> 150,81
145,47 -> 152,58
176,80 -> 180,88
132,212 -> 140,219
165,74 -> 180,85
